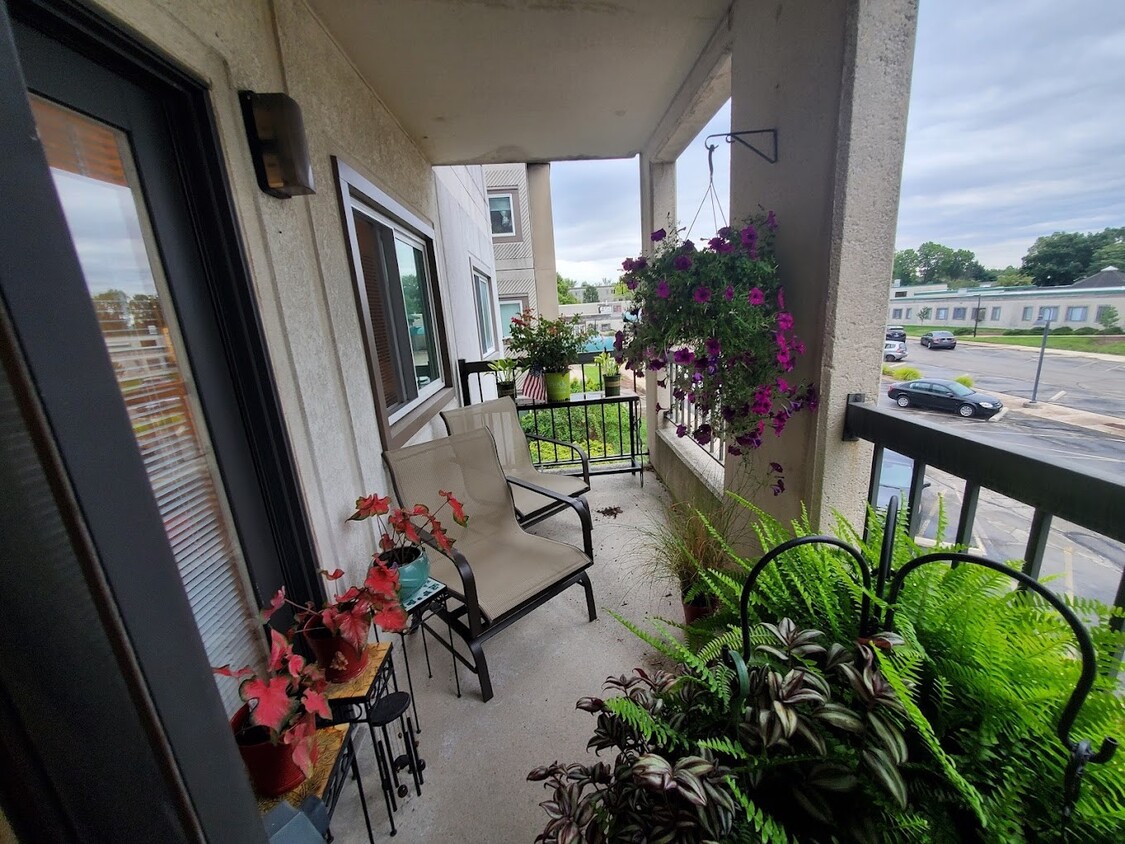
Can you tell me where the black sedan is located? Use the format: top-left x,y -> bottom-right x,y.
887,378 -> 1003,418
920,330 -> 956,349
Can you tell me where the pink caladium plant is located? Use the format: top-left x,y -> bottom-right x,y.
213,629 -> 330,776
348,488 -> 469,556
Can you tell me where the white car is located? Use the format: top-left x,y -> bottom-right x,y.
883,340 -> 908,362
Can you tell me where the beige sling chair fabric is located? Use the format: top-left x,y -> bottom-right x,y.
382,428 -> 595,701
441,396 -> 589,526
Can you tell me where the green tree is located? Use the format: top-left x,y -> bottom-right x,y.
914,242 -> 979,284
556,273 -> 579,305
91,289 -> 130,331
893,249 -> 918,284
1087,241 -> 1125,274
917,306 -> 932,325
995,266 -> 1032,287
129,293 -> 165,331
1097,305 -> 1120,331
581,283 -> 600,303
1021,228 -> 1124,286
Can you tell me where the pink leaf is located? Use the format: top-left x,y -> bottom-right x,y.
334,605 -> 371,651
242,676 -> 296,733
287,653 -> 305,677
320,568 -> 345,581
268,629 -> 290,672
303,689 -> 331,720
212,664 -> 253,679
375,604 -> 408,634
260,588 -> 286,623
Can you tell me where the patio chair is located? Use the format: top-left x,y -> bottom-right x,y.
441,396 -> 590,529
383,428 -> 595,701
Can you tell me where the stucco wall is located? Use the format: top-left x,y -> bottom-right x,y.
888,289 -> 1125,330
728,0 -> 917,530
84,0 -> 493,587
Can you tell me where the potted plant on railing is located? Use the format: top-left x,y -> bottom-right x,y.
593,350 -> 621,396
488,357 -> 520,399
348,489 -> 469,602
617,215 -> 817,465
214,630 -> 331,796
506,308 -> 594,402
262,559 -> 407,683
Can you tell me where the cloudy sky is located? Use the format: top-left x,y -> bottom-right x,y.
551,0 -> 1125,283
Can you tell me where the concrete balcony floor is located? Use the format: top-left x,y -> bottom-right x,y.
329,470 -> 680,842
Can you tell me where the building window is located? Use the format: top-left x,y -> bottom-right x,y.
893,291 -> 907,298
936,307 -> 949,320
335,159 -> 449,447
472,268 -> 497,355
488,190 -> 524,243
1096,305 -> 1116,325
892,308 -> 903,319
1065,306 -> 1088,322
1022,306 -> 1033,321
499,297 -> 527,340
952,307 -> 967,320
1038,306 -> 1059,322
991,307 -> 1001,320
905,308 -> 912,319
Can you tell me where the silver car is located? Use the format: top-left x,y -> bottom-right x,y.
883,340 -> 908,362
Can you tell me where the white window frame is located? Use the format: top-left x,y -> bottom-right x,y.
952,307 -> 967,320
488,191 -> 518,239
1065,305 -> 1087,322
892,308 -> 903,319
499,295 -> 528,341
936,307 -> 949,320
472,266 -> 498,356
1039,306 -> 1059,322
1022,306 -> 1033,321
990,306 -> 1001,321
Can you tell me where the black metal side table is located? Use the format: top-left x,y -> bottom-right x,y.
324,642 -> 423,836
256,724 -> 375,844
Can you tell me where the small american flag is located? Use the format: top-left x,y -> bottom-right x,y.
521,369 -> 547,403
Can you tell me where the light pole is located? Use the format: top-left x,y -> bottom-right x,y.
1027,316 -> 1051,405
973,292 -> 982,337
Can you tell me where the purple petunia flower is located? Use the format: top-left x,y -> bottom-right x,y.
672,387 -> 685,400
718,226 -> 733,238
777,312 -> 794,330
772,478 -> 785,496
613,331 -> 624,350
681,240 -> 695,253
705,337 -> 721,357
655,402 -> 662,412
748,287 -> 765,306
656,378 -> 666,388
673,254 -> 693,271
769,461 -> 783,474
693,425 -> 713,445
621,258 -> 635,272
647,356 -> 666,371
675,424 -> 688,438
776,377 -> 791,394
723,285 -> 734,301
805,386 -> 820,412
672,347 -> 695,365
655,278 -> 671,298
740,224 -> 758,249
625,277 -> 639,291
778,289 -> 786,309
766,210 -> 778,231
651,228 -> 667,242
692,286 -> 711,303
634,257 -> 647,270
727,444 -> 743,456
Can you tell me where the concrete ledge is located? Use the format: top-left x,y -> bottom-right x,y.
652,423 -> 724,503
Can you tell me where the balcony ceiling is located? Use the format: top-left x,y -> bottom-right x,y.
307,0 -> 731,165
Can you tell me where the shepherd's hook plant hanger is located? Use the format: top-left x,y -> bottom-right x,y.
719,495 -> 1117,828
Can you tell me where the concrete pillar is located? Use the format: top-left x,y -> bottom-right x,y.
527,163 -> 559,318
639,155 -> 677,463
727,0 -> 917,529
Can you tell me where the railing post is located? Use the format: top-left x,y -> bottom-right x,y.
955,481 -> 981,551
905,461 -> 928,537
1022,508 -> 1053,582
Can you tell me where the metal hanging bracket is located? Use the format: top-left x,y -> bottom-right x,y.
705,129 -> 779,176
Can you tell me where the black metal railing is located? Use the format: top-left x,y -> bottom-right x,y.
843,394 -> 1125,628
457,354 -> 646,476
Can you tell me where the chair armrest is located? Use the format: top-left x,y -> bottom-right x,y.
526,434 -> 590,487
505,476 -> 593,560
416,527 -> 485,638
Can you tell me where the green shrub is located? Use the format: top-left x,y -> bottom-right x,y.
954,374 -> 974,388
891,366 -> 922,381
1074,327 -> 1098,335
1100,326 -> 1122,335
1051,325 -> 1074,335
1003,329 -> 1025,335
951,327 -> 972,336
881,363 -> 897,377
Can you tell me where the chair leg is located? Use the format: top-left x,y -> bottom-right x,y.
580,572 -> 597,622
468,638 -> 493,702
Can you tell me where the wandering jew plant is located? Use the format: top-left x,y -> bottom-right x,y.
616,214 -> 817,471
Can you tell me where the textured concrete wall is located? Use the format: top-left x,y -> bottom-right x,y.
727,0 -> 917,529
527,163 -> 560,319
83,0 -> 492,586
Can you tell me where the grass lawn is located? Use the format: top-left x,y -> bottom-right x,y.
900,325 -> 1125,355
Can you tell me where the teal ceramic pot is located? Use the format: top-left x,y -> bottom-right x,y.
380,547 -> 430,601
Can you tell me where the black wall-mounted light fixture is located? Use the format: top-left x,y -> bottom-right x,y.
239,91 -> 315,199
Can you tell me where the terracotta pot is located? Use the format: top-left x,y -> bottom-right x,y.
378,546 -> 430,601
303,619 -> 370,683
231,705 -> 316,797
682,593 -> 717,625
603,374 -> 621,397
544,370 -> 571,402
